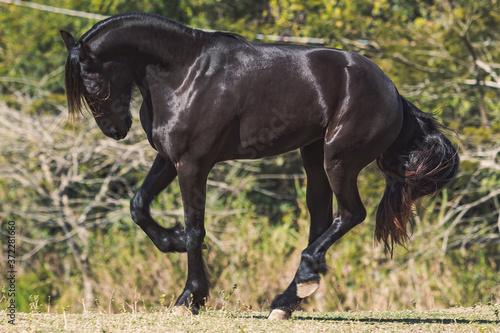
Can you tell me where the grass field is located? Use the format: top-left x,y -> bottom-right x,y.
2,304 -> 499,332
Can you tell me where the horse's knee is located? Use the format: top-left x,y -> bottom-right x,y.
185,226 -> 206,252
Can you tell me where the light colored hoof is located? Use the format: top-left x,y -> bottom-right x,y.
172,305 -> 191,316
296,281 -> 319,298
268,309 -> 290,320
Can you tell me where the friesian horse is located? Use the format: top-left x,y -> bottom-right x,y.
61,12 -> 458,320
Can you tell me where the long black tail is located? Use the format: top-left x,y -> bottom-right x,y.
375,96 -> 459,254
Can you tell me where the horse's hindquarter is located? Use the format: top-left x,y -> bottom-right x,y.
319,50 -> 403,164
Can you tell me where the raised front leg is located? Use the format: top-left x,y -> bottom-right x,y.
130,153 -> 186,252
173,160 -> 211,314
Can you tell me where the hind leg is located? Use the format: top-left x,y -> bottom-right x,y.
294,159 -> 367,295
269,140 -> 334,320
286,152 -> 368,316
130,153 -> 187,253
269,121 -> 399,319
269,168 -> 366,320
292,118 -> 399,297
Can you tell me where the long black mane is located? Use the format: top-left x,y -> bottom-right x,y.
64,13 -> 199,119
64,45 -> 86,119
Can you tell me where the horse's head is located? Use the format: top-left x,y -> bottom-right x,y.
61,31 -> 133,140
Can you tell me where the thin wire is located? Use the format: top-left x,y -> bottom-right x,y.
0,0 -> 328,45
0,0 -> 109,20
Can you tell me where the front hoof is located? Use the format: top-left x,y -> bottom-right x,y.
174,289 -> 204,315
268,309 -> 291,320
296,280 -> 319,298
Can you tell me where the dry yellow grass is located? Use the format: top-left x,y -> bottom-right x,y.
1,304 -> 499,332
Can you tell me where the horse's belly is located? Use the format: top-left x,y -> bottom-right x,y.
236,118 -> 325,159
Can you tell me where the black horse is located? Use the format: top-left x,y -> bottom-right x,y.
61,13 -> 458,320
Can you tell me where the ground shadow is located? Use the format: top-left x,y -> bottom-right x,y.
295,315 -> 500,325
240,313 -> 500,325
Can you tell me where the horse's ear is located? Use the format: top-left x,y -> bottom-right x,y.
60,30 -> 75,53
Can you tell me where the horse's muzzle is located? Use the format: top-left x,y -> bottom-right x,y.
106,116 -> 132,140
